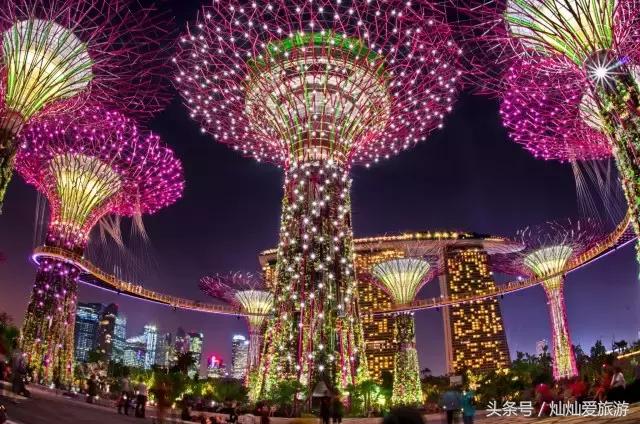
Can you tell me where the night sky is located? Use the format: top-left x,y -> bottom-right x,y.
1,0 -> 640,376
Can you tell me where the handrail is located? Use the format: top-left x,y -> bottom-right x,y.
32,246 -> 245,316
32,212 -> 635,316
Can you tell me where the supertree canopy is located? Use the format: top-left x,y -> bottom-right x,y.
371,258 -> 436,406
199,273 -> 274,373
15,105 -> 183,385
514,219 -> 602,380
455,0 -> 640,265
175,0 -> 462,394
0,0 -> 172,210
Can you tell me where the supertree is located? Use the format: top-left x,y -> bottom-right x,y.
199,273 -> 274,374
511,219 -> 603,380
0,0 -> 172,210
453,0 -> 640,263
14,105 -> 183,385
175,0 -> 462,394
371,257 -> 438,406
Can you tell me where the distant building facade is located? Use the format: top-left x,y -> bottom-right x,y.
442,245 -> 511,374
230,335 -> 249,380
155,332 -> 173,368
112,314 -> 127,363
74,303 -> 102,362
143,325 -> 158,369
187,332 -> 204,378
96,303 -> 118,360
207,355 -> 227,379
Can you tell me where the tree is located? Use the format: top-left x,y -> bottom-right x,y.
591,340 -> 607,358
0,315 -> 19,357
612,340 -> 629,354
267,379 -> 306,417
214,378 -> 248,404
171,351 -> 196,375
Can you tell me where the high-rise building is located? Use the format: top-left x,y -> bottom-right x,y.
207,355 -> 227,379
96,303 -> 118,360
442,246 -> 511,374
230,335 -> 249,380
536,339 -> 549,356
112,314 -> 127,363
155,333 -> 173,368
124,336 -> 147,369
143,325 -> 158,370
187,332 -> 204,379
74,303 -> 102,363
174,327 -> 187,355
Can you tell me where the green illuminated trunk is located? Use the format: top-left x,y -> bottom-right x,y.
391,313 -> 422,406
257,161 -> 367,399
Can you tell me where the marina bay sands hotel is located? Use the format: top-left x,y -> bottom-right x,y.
259,230 -> 517,381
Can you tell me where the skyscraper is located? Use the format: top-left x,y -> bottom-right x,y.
187,332 -> 204,379
74,303 -> 102,363
155,332 -> 173,368
230,334 -> 249,380
174,327 -> 187,355
112,314 -> 127,363
442,246 -> 511,374
96,303 -> 118,361
143,325 -> 158,370
207,355 -> 227,379
124,336 -> 146,369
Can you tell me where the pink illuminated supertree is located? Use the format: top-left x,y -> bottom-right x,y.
453,0 -> 640,265
0,0 -> 173,210
199,273 -> 274,378
508,219 -> 603,380
175,0 -> 463,394
14,105 -> 184,385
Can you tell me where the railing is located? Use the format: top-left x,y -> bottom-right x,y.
378,212 -> 635,314
32,246 -> 244,316
32,212 -> 635,316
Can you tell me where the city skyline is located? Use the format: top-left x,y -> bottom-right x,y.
0,0 -> 638,380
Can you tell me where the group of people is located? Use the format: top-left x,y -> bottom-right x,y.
319,392 -> 344,424
114,375 -> 161,420
440,386 -> 476,424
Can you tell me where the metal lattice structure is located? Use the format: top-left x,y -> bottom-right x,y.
0,0 -> 173,209
15,104 -> 183,386
175,0 -> 463,395
512,219 -> 604,380
454,0 -> 640,268
200,273 -> 273,372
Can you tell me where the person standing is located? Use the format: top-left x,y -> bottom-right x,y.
153,380 -> 169,424
319,391 -> 331,424
441,386 -> 461,424
609,367 -> 626,401
331,396 -> 344,424
86,374 -> 98,404
460,389 -> 476,424
118,374 -> 131,415
135,379 -> 148,418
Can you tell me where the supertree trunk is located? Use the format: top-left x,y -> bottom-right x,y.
259,161 -> 367,396
542,278 -> 577,380
391,313 -> 422,406
21,231 -> 84,387
248,330 -> 262,371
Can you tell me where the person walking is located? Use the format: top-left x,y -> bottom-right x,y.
118,374 -> 131,415
460,388 -> 476,424
319,391 -> 331,424
331,396 -> 344,424
441,386 -> 461,424
135,379 -> 148,418
153,380 -> 169,424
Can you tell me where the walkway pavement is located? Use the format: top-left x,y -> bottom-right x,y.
2,384 -> 640,424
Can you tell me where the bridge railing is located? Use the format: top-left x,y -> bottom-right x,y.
380,212 -> 634,313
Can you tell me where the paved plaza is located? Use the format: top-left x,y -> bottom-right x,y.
2,386 -> 640,424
